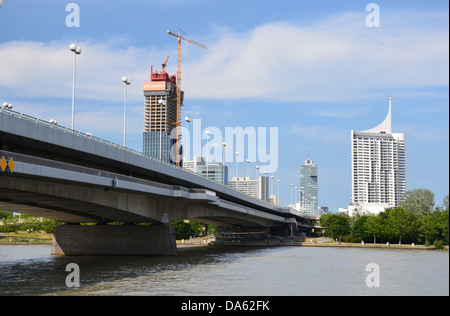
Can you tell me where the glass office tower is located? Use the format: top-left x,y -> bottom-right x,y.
300,158 -> 318,216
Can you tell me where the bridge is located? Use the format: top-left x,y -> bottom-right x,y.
0,108 -> 316,256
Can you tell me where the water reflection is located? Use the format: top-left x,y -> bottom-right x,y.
0,245 -> 448,296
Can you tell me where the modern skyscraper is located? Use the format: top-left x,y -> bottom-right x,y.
300,156 -> 318,216
351,97 -> 406,211
142,65 -> 184,164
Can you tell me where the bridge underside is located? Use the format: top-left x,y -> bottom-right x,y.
0,175 -> 287,229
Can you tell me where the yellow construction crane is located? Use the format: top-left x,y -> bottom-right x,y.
162,55 -> 169,72
167,29 -> 207,166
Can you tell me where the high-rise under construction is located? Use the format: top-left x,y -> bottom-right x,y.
142,64 -> 184,163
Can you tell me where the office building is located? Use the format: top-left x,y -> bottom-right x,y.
351,96 -> 406,212
142,65 -> 184,164
228,176 -> 269,202
300,157 -> 318,216
184,156 -> 228,184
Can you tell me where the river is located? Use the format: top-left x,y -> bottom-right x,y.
0,244 -> 448,296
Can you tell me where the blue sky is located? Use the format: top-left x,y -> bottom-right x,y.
0,0 -> 448,212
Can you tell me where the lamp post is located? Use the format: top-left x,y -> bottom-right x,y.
222,142 -> 226,184
69,44 -> 82,130
246,159 -> 250,178
206,130 -> 211,179
122,76 -> 131,147
256,165 -> 260,180
270,175 -> 274,197
158,98 -> 166,160
185,116 -> 191,161
235,151 -> 239,179
277,179 -> 280,206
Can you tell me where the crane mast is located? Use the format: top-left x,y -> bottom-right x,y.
167,29 -> 207,166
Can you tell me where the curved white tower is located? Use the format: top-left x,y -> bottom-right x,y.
351,97 -> 406,212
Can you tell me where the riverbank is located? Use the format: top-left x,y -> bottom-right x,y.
212,236 -> 449,251
2,234 -> 448,251
0,231 -> 53,244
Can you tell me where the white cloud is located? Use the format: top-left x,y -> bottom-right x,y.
186,10 -> 449,102
0,9 -> 447,107
0,40 -> 163,103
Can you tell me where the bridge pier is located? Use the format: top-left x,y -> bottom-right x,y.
51,224 -> 177,256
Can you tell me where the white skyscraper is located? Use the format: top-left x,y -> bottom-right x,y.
351,97 -> 406,213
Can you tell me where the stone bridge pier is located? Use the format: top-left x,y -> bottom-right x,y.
51,224 -> 177,256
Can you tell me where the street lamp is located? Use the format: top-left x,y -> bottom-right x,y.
277,179 -> 280,206
158,98 -> 166,160
235,151 -> 239,179
256,165 -> 260,179
122,76 -> 131,147
2,102 -> 12,110
222,142 -> 226,184
206,130 -> 211,178
69,43 -> 82,130
270,175 -> 274,197
185,116 -> 191,161
246,159 -> 250,178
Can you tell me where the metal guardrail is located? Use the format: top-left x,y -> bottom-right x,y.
0,107 -> 288,211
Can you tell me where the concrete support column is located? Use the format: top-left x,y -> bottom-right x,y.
51,224 -> 177,256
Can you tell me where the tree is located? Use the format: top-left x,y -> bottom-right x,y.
418,212 -> 439,245
352,215 -> 369,241
364,215 -> 383,244
385,207 -> 418,244
320,213 -> 350,242
437,208 -> 449,245
401,189 -> 435,217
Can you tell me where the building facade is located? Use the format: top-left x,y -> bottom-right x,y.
142,66 -> 184,164
300,158 -> 318,216
184,156 -> 228,184
351,97 -> 406,210
228,176 -> 269,202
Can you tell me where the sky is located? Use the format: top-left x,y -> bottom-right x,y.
0,0 -> 448,212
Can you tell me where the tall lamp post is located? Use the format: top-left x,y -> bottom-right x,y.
222,142 -> 226,184
235,151 -> 239,179
158,98 -> 166,160
69,44 -> 82,130
246,159 -> 250,178
185,116 -> 191,161
122,76 -> 131,147
277,179 -> 280,206
205,130 -> 211,178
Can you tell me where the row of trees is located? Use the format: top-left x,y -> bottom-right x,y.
1,211 -> 212,240
320,190 -> 449,246
0,212 -> 60,234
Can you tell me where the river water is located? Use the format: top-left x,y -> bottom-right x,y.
0,244 -> 448,296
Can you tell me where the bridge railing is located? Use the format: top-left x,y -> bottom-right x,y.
1,107 -> 285,211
